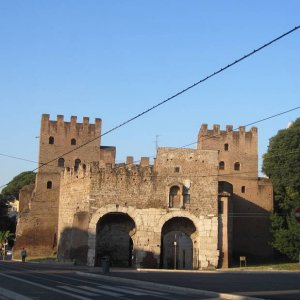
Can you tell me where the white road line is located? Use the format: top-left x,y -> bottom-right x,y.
0,273 -> 92,300
97,284 -> 147,295
119,285 -> 168,296
79,285 -> 123,297
58,286 -> 98,296
0,286 -> 33,300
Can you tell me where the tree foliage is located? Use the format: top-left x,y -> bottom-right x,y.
0,171 -> 36,232
262,118 -> 300,261
1,171 -> 36,200
0,230 -> 15,257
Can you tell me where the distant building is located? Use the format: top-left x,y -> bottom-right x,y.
8,199 -> 19,219
15,114 -> 273,269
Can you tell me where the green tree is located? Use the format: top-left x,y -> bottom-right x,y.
1,171 -> 36,200
0,230 -> 15,259
0,171 -> 36,232
262,118 -> 300,261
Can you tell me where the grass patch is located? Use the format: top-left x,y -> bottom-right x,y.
232,262 -> 299,271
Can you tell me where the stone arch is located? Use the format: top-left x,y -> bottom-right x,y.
87,205 -> 138,266
157,211 -> 201,270
157,210 -> 200,235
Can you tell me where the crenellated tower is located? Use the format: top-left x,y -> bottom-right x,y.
198,124 -> 258,177
15,114 -> 115,258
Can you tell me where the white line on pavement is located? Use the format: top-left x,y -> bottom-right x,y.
58,286 -> 98,297
97,284 -> 148,296
119,285 -> 168,296
79,285 -> 123,297
0,273 -> 92,300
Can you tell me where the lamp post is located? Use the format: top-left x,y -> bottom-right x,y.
174,233 -> 177,269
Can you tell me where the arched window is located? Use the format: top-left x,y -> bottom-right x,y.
49,136 -> 54,144
74,159 -> 81,171
234,162 -> 240,171
224,143 -> 229,151
58,158 -> 65,167
169,186 -> 180,208
71,138 -> 76,145
219,161 -> 225,170
47,181 -> 52,189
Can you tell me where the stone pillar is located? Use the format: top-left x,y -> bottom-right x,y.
218,193 -> 230,268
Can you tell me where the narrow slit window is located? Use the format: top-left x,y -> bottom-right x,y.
241,186 -> 246,193
74,159 -> 81,171
224,143 -> 229,151
234,162 -> 240,171
58,158 -> 65,167
49,136 -> 54,144
219,161 -> 225,170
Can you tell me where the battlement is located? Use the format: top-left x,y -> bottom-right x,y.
198,124 -> 257,145
62,161 -> 155,183
41,114 -> 102,139
199,123 -> 257,136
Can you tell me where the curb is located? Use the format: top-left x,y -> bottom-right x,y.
76,271 -> 263,300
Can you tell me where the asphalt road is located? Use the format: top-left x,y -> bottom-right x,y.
0,261 -> 299,300
0,261 -> 227,300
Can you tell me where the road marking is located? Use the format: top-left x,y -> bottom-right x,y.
79,286 -> 123,297
97,284 -> 148,295
119,285 -> 168,296
0,273 -> 92,300
58,286 -> 98,296
0,286 -> 33,300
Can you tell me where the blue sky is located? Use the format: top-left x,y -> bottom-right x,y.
0,1 -> 299,189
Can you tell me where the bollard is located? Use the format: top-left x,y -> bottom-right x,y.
101,256 -> 110,274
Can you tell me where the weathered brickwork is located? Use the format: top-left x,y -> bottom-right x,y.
15,115 -> 273,269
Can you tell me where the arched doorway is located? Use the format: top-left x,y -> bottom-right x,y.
160,217 -> 196,269
95,212 -> 135,267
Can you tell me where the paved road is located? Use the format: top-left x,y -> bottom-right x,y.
109,268 -> 300,300
0,261 -> 228,300
0,261 -> 299,300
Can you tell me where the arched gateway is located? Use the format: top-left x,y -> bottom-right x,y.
160,217 -> 197,269
95,212 -> 135,266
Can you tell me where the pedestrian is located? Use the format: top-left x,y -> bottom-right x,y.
21,247 -> 27,262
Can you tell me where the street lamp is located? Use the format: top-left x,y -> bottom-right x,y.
174,233 -> 177,269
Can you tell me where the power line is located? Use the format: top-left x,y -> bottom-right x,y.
0,25 -> 299,190
21,26 -> 300,172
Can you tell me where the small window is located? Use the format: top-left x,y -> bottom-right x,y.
47,181 -> 52,189
71,138 -> 76,145
219,161 -> 225,170
241,186 -> 246,193
74,159 -> 81,171
58,158 -> 65,167
174,166 -> 180,173
49,136 -> 54,144
183,186 -> 190,206
169,186 -> 180,208
234,162 -> 240,171
224,143 -> 229,151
